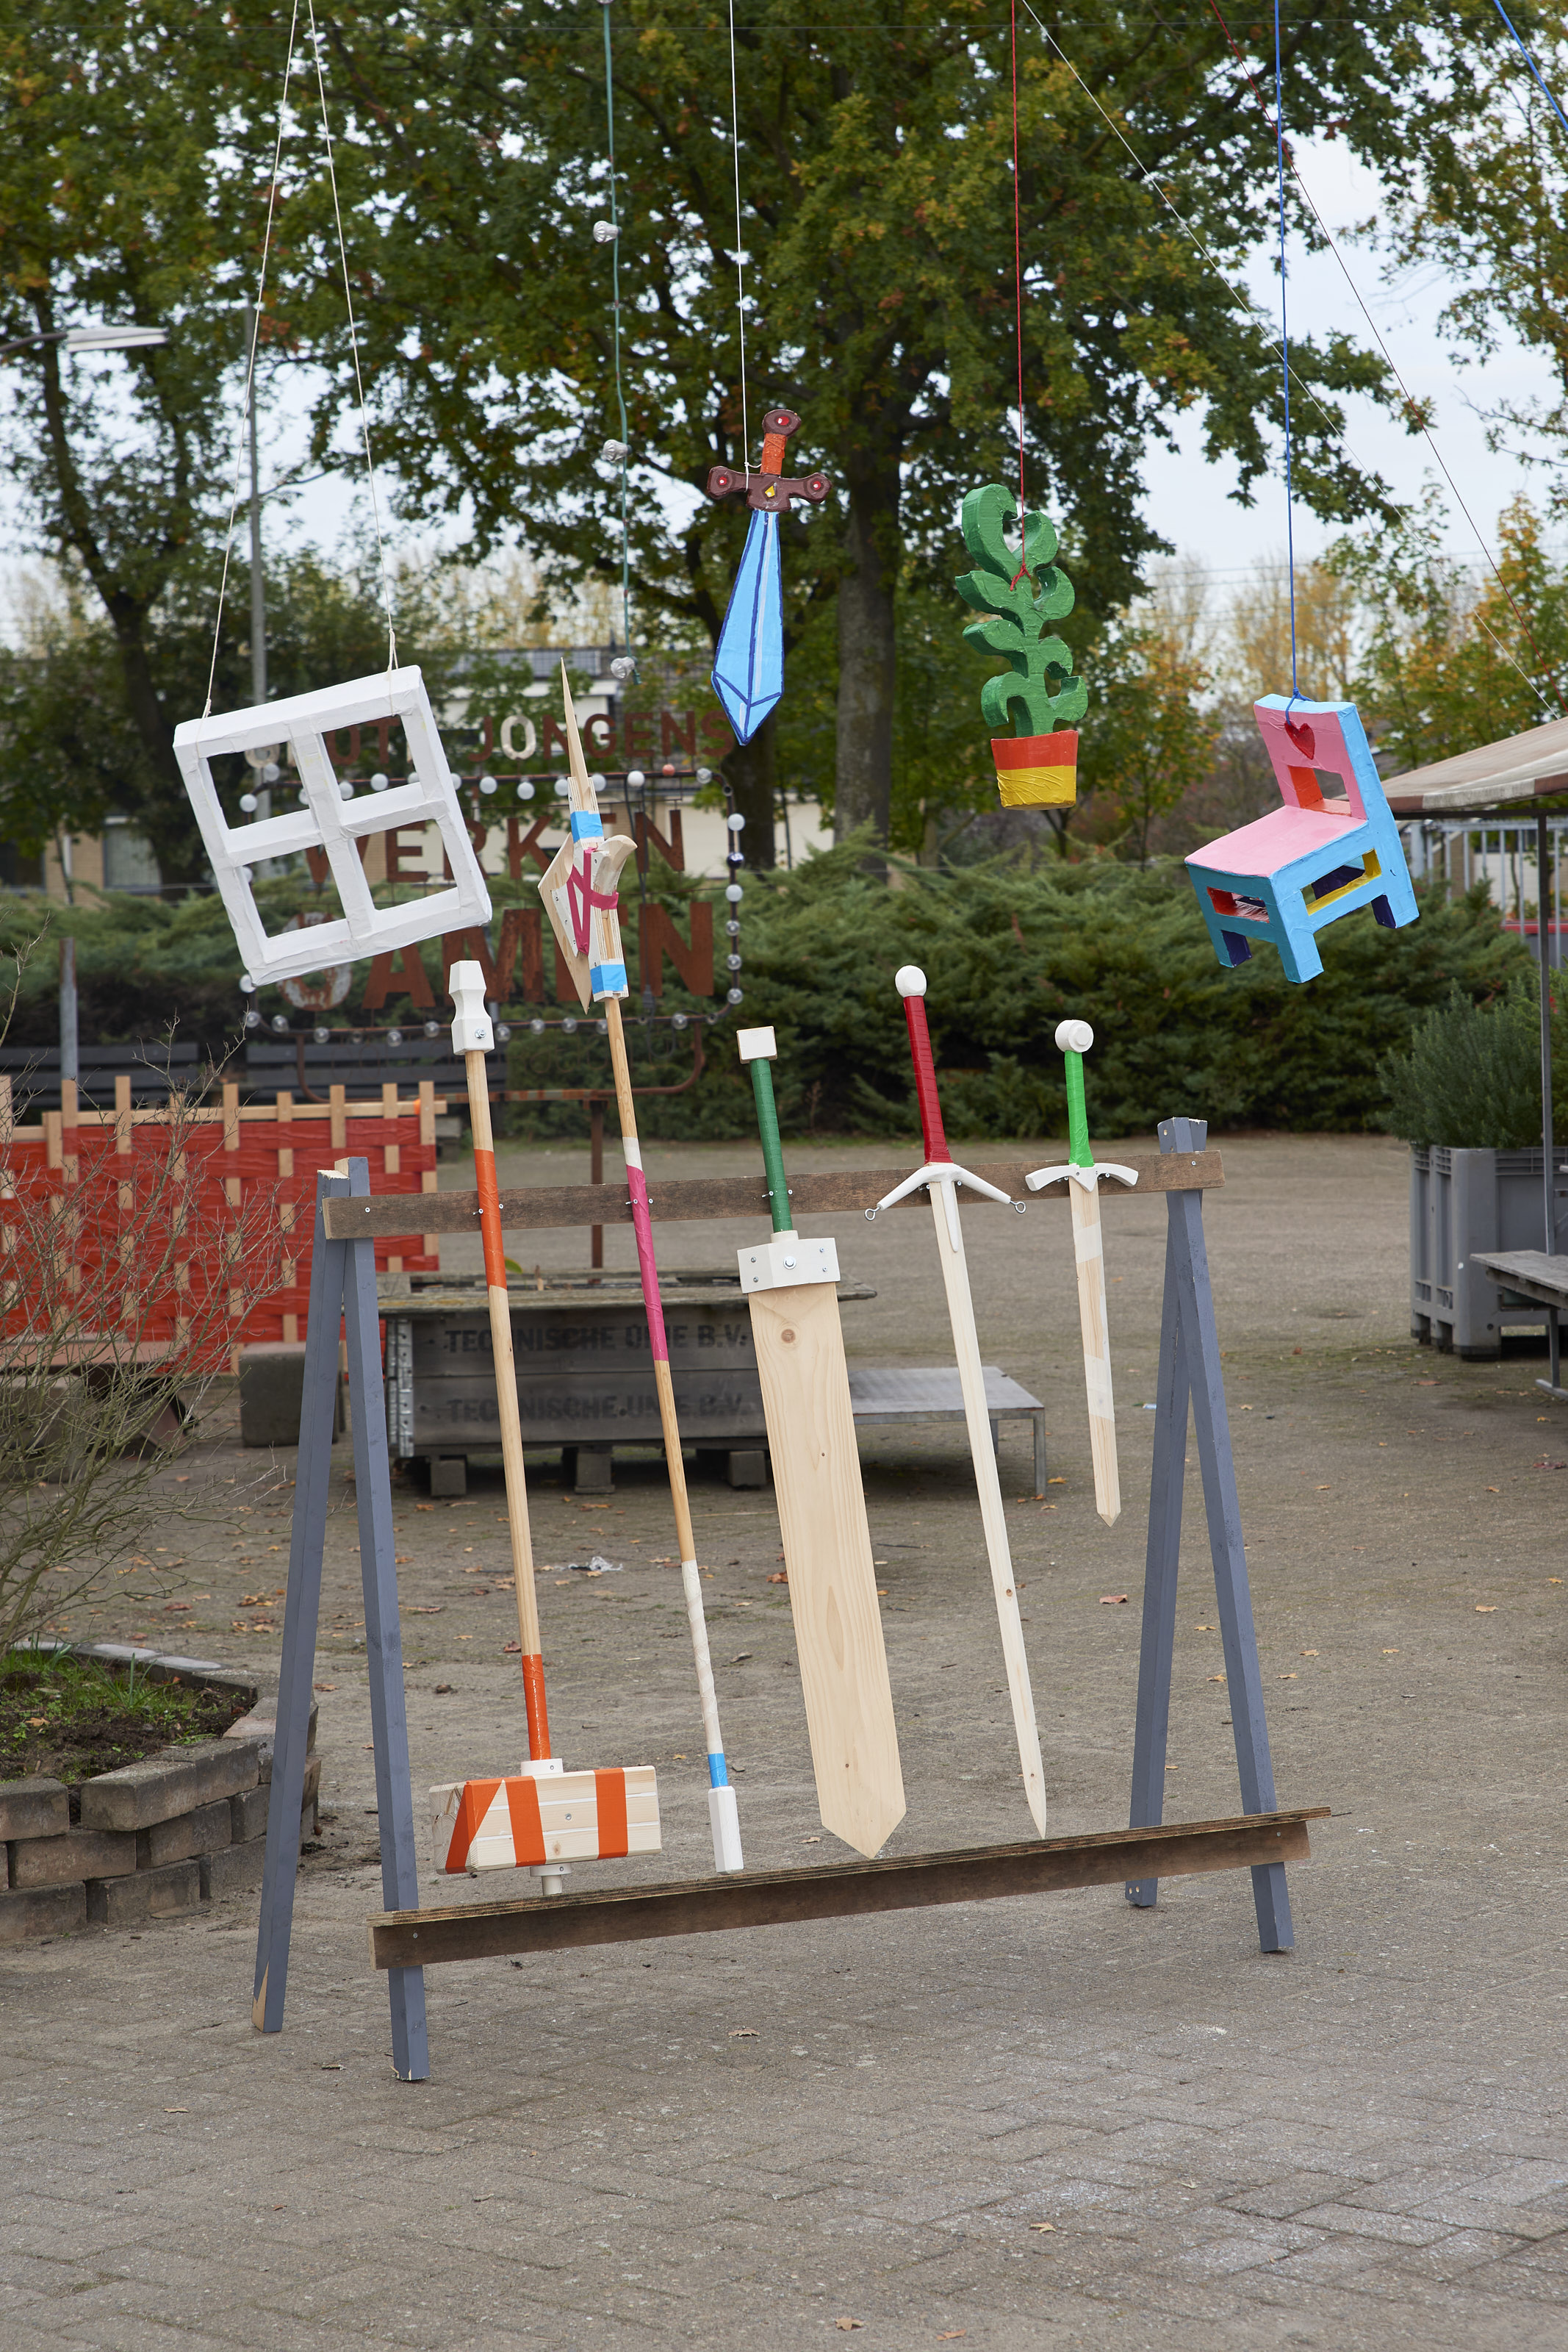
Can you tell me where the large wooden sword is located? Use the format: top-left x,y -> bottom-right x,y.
870,966 -> 1046,1835
1025,1019 -> 1137,1527
736,1025 -> 905,1858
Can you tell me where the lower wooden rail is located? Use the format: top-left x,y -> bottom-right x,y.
368,1807 -> 1326,1969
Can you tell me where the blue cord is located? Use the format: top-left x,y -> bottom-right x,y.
1490,0 -> 1568,140
603,0 -> 638,681
1274,0 -> 1299,706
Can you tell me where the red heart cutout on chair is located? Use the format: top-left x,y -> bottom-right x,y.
1284,717 -> 1316,757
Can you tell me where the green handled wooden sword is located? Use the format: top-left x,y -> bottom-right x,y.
1026,1020 -> 1137,1527
736,1026 -> 905,1858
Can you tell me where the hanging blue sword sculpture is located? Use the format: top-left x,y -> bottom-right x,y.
705,406 -> 829,743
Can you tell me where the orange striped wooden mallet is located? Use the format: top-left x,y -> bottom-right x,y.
445,959 -> 663,1890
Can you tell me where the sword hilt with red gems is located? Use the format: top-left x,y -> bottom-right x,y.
705,406 -> 830,515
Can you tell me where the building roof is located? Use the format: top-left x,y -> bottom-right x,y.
1382,714 -> 1568,816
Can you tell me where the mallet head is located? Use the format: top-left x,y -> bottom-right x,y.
1055,1018 -> 1093,1055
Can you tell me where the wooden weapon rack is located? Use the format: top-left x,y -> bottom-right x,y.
252,1122 -> 1326,2080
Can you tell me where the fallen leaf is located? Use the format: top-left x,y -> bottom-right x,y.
1381,1648 -> 1400,1654
503,1640 -> 520,1653
313,1683 -> 337,1693
835,2325 -> 863,2335
728,2026 -> 759,2039
395,1554 -> 412,1564
1486,1486 -> 1500,1494
732,1652 -> 754,1663
1315,1484 -> 1331,1491
1302,1649 -> 1318,1656
767,1571 -> 788,1584
1031,2220 -> 1056,2232
1207,1674 -> 1226,1683
1476,1605 -> 1497,1613
1047,1476 -> 1066,1485
804,1835 -> 821,1843
1098,1594 -> 1129,1605
415,1503 -> 435,1512
938,2335 -> 967,2342
403,1604 -> 444,1614
1278,1672 -> 1297,1679
434,1683 -> 453,1694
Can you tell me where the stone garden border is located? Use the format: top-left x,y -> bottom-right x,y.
1,1640 -> 318,1944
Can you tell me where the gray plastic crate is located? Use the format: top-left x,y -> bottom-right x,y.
1410,1145 -> 1568,1358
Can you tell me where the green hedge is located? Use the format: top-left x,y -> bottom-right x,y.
511,847 -> 1531,1141
0,851 -> 1529,1141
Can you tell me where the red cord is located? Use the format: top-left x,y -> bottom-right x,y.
1010,0 -> 1030,590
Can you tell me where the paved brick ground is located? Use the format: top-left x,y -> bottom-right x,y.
6,1130 -> 1568,2350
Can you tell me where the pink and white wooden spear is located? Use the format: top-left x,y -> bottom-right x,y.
539,669 -> 742,1873
870,966 -> 1047,1835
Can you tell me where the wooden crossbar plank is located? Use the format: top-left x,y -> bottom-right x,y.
367,1805 -> 1324,1968
326,1148 -> 1223,1243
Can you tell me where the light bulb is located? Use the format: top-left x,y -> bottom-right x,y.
517,780 -> 535,801
370,771 -> 389,792
479,774 -> 497,795
670,1011 -> 688,1030
314,1025 -> 331,1043
562,1017 -> 578,1034
386,1028 -> 403,1046
423,1019 -> 442,1039
495,1022 -> 512,1043
726,987 -> 744,1005
725,883 -> 744,903
530,1017 -> 546,1034
337,778 -> 353,800
262,762 -> 281,784
270,1014 -> 289,1033
727,811 -> 746,832
238,791 -> 258,815
625,769 -> 645,788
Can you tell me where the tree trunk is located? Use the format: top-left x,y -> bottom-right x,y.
721,708 -> 778,871
833,470 -> 898,850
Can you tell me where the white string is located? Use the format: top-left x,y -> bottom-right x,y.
726,0 -> 749,466
204,0 -> 302,719
305,0 -> 398,671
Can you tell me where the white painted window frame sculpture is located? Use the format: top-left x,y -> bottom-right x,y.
172,667 -> 492,988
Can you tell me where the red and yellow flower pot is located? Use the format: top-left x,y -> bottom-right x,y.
991,729 -> 1079,808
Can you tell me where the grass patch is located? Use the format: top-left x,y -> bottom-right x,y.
1,1650 -> 252,1809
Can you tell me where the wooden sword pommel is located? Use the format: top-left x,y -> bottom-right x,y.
705,406 -> 830,514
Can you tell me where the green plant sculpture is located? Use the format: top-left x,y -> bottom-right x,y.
955,483 -> 1087,805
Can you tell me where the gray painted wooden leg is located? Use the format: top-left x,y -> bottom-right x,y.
341,1157 -> 429,2082
1125,1206 -> 1188,1907
253,1175 -> 347,2033
1161,1116 -> 1293,1954
1032,1412 -> 1048,1496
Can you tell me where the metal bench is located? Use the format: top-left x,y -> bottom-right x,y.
847,1365 -> 1048,1494
1471,1250 -> 1568,1402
